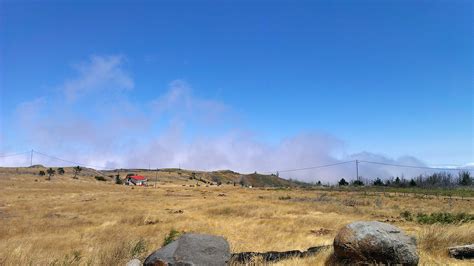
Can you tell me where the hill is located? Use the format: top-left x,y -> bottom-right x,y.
0,166 -> 309,188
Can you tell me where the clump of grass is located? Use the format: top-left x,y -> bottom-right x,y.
121,215 -> 159,226
50,250 -> 82,265
418,224 -> 474,254
400,210 -> 413,221
279,195 -> 292,200
163,229 -> 182,246
130,238 -> 148,258
98,238 -> 148,265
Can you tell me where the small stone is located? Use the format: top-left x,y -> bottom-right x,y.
126,258 -> 141,266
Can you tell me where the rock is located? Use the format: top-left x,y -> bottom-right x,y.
144,233 -> 230,266
231,245 -> 329,263
126,258 -> 141,266
333,221 -> 419,265
448,244 -> 474,259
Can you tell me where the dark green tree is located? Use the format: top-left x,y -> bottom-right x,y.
394,176 -> 401,185
115,173 -> 122,184
458,171 -> 472,186
338,178 -> 349,186
57,167 -> 65,175
373,178 -> 384,186
39,170 -> 45,176
46,168 -> 55,180
409,179 -> 417,187
73,166 -> 82,179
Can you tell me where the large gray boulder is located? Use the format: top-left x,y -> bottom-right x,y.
144,233 -> 231,266
334,221 -> 419,265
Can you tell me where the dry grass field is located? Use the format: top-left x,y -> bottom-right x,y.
0,167 -> 473,265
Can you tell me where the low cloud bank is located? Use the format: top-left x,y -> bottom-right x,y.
1,55 -> 461,183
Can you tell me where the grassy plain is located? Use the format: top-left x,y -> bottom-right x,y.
0,167 -> 473,265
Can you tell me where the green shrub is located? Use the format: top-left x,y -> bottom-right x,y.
115,175 -> 122,184
57,167 -> 65,175
415,212 -> 474,224
130,238 -> 147,258
163,229 -> 182,246
95,176 -> 106,181
400,210 -> 413,221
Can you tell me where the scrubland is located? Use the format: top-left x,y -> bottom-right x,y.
0,168 -> 473,265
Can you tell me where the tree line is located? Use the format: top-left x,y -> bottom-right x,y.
334,171 -> 472,188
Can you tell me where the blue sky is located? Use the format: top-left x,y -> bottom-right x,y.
0,1 -> 472,177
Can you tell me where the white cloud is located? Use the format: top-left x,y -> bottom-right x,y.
2,54 -> 457,183
62,55 -> 133,101
151,80 -> 229,123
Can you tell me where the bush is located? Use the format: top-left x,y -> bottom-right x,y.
338,178 -> 348,186
415,212 -> 474,224
163,229 -> 182,246
352,180 -> 364,186
400,210 -> 413,221
95,176 -> 106,181
57,168 -> 65,175
115,175 -> 122,184
38,170 -> 45,176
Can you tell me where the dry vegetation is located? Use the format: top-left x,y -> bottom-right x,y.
0,167 -> 473,265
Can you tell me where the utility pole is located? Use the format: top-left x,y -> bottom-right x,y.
30,149 -> 33,166
356,160 -> 359,181
155,168 -> 158,188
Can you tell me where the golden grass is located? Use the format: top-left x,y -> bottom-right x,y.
0,169 -> 473,265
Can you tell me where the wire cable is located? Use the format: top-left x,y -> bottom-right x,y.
0,151 -> 30,158
268,160 -> 356,174
33,150 -> 113,170
359,160 -> 474,171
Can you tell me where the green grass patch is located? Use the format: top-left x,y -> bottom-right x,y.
163,229 -> 183,246
400,211 -> 474,224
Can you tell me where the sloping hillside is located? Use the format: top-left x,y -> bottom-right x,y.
0,166 -> 308,187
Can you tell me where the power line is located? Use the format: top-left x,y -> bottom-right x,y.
33,150 -> 113,170
2,149 -> 473,173
359,160 -> 474,171
270,160 -> 356,174
0,151 -> 30,158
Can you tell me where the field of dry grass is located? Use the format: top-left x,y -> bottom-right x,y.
0,167 -> 473,265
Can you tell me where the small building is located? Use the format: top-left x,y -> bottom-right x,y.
125,175 -> 148,186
